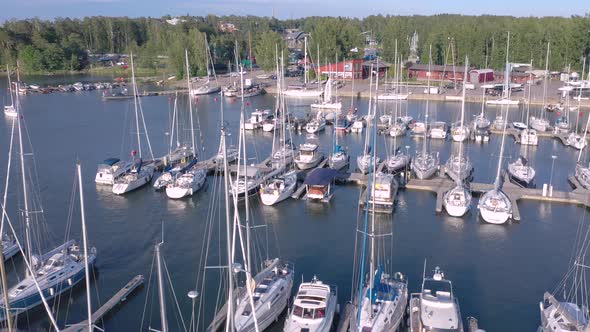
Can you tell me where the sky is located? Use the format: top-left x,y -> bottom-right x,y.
1,0 -> 588,21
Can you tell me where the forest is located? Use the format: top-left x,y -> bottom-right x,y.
1,14 -> 589,76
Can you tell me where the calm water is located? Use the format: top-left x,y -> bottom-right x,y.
0,75 -> 588,331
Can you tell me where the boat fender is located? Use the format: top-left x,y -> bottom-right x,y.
49,287 -> 55,296
68,278 -> 73,286
394,272 -> 404,281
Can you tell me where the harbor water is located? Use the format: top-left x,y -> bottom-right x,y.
0,75 -> 587,331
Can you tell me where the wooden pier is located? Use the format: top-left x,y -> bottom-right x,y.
63,275 -> 144,332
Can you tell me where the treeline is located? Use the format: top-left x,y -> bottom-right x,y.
1,14 -> 589,75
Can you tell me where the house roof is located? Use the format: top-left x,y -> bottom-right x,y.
409,64 -> 468,73
362,59 -> 391,68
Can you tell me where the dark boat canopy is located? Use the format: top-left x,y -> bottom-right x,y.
303,168 -> 338,186
103,158 -> 120,166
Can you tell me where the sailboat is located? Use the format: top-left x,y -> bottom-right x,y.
487,32 -> 520,106
445,58 -> 474,185
507,155 -> 535,188
329,118 -> 350,170
388,55 -> 408,138
311,76 -> 342,109
349,127 -> 407,331
305,112 -> 327,134
478,106 -> 512,224
409,266 -> 463,332
573,109 -> 590,189
112,53 -> 156,195
283,276 -> 338,332
3,66 -> 16,118
0,96 -> 96,320
567,63 -> 588,151
412,46 -> 440,179
530,43 -> 551,132
165,50 -> 207,199
191,37 -> 221,95
357,63 -> 381,174
473,66 -> 491,142
283,36 -> 322,98
260,54 -> 298,206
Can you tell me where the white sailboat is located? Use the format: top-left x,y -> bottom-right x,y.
567,73 -> 588,150
451,62 -> 470,142
295,143 -> 324,170
311,76 -> 342,109
305,112 -> 327,134
412,46 -> 439,179
530,43 -> 551,132
507,156 -> 535,188
112,53 -> 155,195
478,106 -> 512,224
190,37 -> 221,95
349,136 -> 407,331
283,276 -> 337,332
357,63 -> 380,174
573,110 -> 590,189
283,36 -> 322,98
409,266 -> 463,332
328,119 -> 350,170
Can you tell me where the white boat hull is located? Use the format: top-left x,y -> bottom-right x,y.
478,208 -> 511,224
310,102 -> 342,110
283,89 -> 323,98
112,166 -> 154,195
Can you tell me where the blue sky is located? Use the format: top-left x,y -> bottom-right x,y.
2,0 -> 588,21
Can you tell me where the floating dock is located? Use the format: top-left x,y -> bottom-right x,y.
63,275 -> 144,332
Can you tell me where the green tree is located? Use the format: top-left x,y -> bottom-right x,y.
254,30 -> 286,71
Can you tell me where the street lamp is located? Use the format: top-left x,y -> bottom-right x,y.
549,155 -> 557,196
187,290 -> 199,332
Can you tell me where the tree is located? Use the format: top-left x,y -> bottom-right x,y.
254,31 -> 286,72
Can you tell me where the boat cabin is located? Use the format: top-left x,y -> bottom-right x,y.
303,168 -> 338,202
291,282 -> 331,320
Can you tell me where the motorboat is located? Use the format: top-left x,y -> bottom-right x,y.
283,86 -> 323,98
508,156 -> 535,188
429,121 -> 448,139
272,144 -> 297,167
303,168 -> 337,202
350,119 -> 364,133
398,115 -> 413,127
492,116 -> 507,130
554,117 -> 570,134
520,129 -> 538,145
112,159 -> 155,195
538,292 -> 589,332
389,123 -> 406,137
283,276 -> 337,332
242,109 -> 272,130
190,83 -> 221,96
364,172 -> 398,213
262,118 -> 278,132
328,145 -> 349,171
512,122 -> 528,130
411,152 -> 439,179
473,128 -> 490,143
260,171 -> 297,206
411,121 -> 427,136
334,116 -> 350,131
443,184 -> 472,217
153,165 -> 181,190
165,168 -> 207,199
486,98 -> 519,106
233,259 -> 294,332
473,114 -> 491,130
306,115 -> 327,134
346,112 -> 358,123
377,92 -> 408,100
95,158 -> 132,185
409,267 -> 463,332
3,105 -> 16,117
295,143 -> 324,170
231,166 -> 267,198
567,132 -> 587,150
444,154 -> 473,183
379,114 -> 393,126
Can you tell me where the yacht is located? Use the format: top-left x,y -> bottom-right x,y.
575,162 -> 590,190
243,109 -> 272,130
492,115 -> 507,130
165,168 -> 207,199
444,154 -> 473,183
334,116 -> 350,131
311,77 -> 342,110
411,121 -> 428,137
508,156 -> 535,188
409,267 -> 463,332
283,276 -> 337,332
365,172 -> 398,213
272,144 -> 297,168
429,121 -> 448,139
411,152 -> 439,180
306,114 -> 327,134
530,116 -> 549,132
95,158 -> 131,185
231,166 -> 267,198
389,122 -> 407,137
3,105 -> 16,118
259,170 -> 297,206
520,129 -> 538,145
513,121 -> 527,130
451,124 -> 469,142
478,186 -> 512,224
350,119 -> 364,133
112,159 -> 155,195
262,118 -> 278,132
191,83 -> 221,95
295,143 -> 324,170
443,184 -> 472,217
567,132 -> 587,150
357,152 -> 381,175
233,259 -> 294,332
3,67 -> 16,117
399,115 -> 413,127
304,168 -> 337,202
386,148 -> 410,174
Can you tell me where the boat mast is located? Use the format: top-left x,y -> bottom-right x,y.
304,36 -> 308,86
76,163 -> 93,332
504,32 -> 511,100
542,42 -> 550,110
368,90 -> 378,319
363,64 -> 374,154
576,58 -> 586,135
6,65 -> 14,108
526,60 -> 533,128
495,105 -> 510,190
423,45 -> 432,158
458,57 -> 469,185
130,53 -> 143,159
156,241 -> 168,332
0,96 -> 15,332
186,49 -> 197,155
16,82 -> 33,275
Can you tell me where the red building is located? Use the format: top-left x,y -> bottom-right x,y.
318,59 -> 364,80
469,69 -> 494,83
408,64 -> 468,81
495,71 -> 537,84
